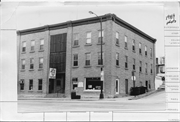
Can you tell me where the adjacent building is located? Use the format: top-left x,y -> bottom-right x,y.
17,13 -> 156,98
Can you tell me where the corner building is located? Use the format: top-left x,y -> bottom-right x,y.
17,14 -> 156,98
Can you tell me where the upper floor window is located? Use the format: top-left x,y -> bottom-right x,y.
125,56 -> 128,69
116,53 -> 119,66
139,61 -> 142,73
150,48 -> 152,58
22,41 -> 26,52
115,32 -> 119,45
85,53 -> 91,66
145,46 -> 147,56
145,63 -> 148,74
132,40 -> 135,52
86,32 -> 91,44
98,30 -> 104,44
40,39 -> 44,50
124,36 -> 128,49
151,64 -> 153,74
133,58 -> 135,70
21,59 -> 25,69
39,57 -> 43,69
73,54 -> 78,66
30,58 -> 34,70
139,43 -> 142,54
73,33 -> 79,46
98,52 -> 104,65
31,40 -> 35,51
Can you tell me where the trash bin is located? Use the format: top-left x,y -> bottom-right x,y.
71,91 -> 76,99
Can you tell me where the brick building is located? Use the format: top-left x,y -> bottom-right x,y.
17,13 -> 156,98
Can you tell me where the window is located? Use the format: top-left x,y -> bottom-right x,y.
140,61 -> 142,73
85,53 -> 91,66
73,54 -> 78,66
145,46 -> 147,56
133,58 -> 135,70
150,48 -> 152,58
116,53 -> 119,66
125,56 -> 128,69
21,59 -> 25,69
115,32 -> 119,45
40,39 -> 44,50
145,63 -> 148,74
29,79 -> 33,90
98,30 -> 104,44
139,43 -> 142,54
72,78 -> 78,90
39,57 -> 43,69
31,40 -> 35,51
132,40 -> 135,51
98,52 -> 104,65
30,58 -> 34,70
20,79 -> 24,90
22,41 -> 26,52
38,79 -> 43,90
124,36 -> 128,49
73,33 -> 79,46
151,64 -> 153,74
86,32 -> 91,44
85,77 -> 102,90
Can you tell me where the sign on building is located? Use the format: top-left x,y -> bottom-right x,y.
49,68 -> 56,79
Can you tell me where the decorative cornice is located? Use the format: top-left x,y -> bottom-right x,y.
17,13 -> 156,43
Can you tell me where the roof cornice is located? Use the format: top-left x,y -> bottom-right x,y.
17,13 -> 156,43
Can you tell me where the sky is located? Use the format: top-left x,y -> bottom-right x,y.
2,2 -> 164,57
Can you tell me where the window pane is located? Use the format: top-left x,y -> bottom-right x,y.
41,39 -> 44,45
116,32 -> 119,38
99,30 -> 104,37
31,40 -> 35,46
23,42 -> 26,47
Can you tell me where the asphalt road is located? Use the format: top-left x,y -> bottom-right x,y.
18,91 -> 166,112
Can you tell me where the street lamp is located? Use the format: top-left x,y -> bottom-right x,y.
89,11 -> 104,99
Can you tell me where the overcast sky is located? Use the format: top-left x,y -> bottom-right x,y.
3,2 -> 164,57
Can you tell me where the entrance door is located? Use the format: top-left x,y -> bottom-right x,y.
115,79 -> 119,94
146,81 -> 148,91
49,79 -> 54,93
125,79 -> 128,94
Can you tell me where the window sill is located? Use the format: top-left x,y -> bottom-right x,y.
38,68 -> 43,71
72,45 -> 80,48
97,42 -> 105,45
30,51 -> 35,53
28,90 -> 33,92
39,50 -> 44,52
84,65 -> 92,68
132,50 -> 136,53
29,69 -> 34,71
85,44 -> 92,46
72,66 -> 79,69
37,90 -> 43,93
124,47 -> 128,50
116,65 -> 120,68
96,65 -> 104,68
21,52 -> 26,54
139,53 -> 142,56
115,44 -> 120,47
20,69 -> 25,72
125,68 -> 128,70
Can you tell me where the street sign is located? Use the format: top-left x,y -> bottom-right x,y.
101,71 -> 104,81
49,68 -> 56,79
131,76 -> 136,81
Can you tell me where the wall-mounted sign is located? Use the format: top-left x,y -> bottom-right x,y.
49,68 -> 56,79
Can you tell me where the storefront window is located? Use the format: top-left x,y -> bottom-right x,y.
85,77 -> 102,90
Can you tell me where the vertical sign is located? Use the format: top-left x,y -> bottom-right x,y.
164,2 -> 180,121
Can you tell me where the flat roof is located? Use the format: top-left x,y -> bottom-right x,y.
17,13 -> 156,43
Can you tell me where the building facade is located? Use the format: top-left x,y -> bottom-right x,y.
17,14 -> 156,98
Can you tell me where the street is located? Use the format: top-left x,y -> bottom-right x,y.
18,91 -> 166,112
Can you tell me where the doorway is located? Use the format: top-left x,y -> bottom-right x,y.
49,79 -> 54,93
115,79 -> 119,94
125,79 -> 128,94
